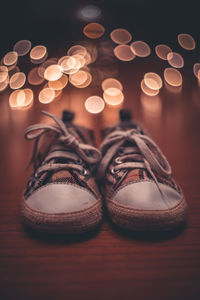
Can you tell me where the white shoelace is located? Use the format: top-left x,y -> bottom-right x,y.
24,111 -> 101,178
98,129 -> 172,198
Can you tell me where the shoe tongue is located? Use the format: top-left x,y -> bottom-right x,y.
42,127 -> 81,184
62,110 -> 75,123
50,170 -> 76,184
37,113 -> 95,160
61,110 -> 96,146
102,108 -> 143,139
36,111 -> 96,186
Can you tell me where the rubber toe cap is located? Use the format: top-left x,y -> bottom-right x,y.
26,183 -> 97,214
112,181 -> 181,210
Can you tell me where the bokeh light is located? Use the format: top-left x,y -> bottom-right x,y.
178,33 -> 195,50
83,23 -> 105,39
141,79 -> 159,96
58,56 -> 76,72
0,66 -> 8,83
0,76 -> 9,91
85,96 -> 105,113
54,89 -> 63,99
28,67 -> 45,85
130,41 -> 151,57
113,45 -> 136,61
79,5 -> 101,21
102,78 -> 123,92
167,52 -> 184,68
10,88 -> 33,109
75,72 -> 92,88
72,54 -> 86,68
144,72 -> 163,90
103,90 -> 124,105
9,89 -> 24,108
84,52 -> 92,65
67,45 -> 87,58
110,28 -> 132,44
16,90 -> 26,106
21,88 -> 34,107
81,42 -> 98,64
31,53 -> 48,64
44,65 -> 62,81
155,44 -> 172,60
39,88 -> 55,104
3,51 -> 18,66
13,40 -> 32,56
58,56 -> 81,75
6,63 -> 17,72
69,70 -> 88,87
38,58 -> 58,78
164,68 -> 183,87
30,45 -> 47,61
193,63 -> 200,79
2,24 -> 198,113
64,58 -> 82,74
104,87 -> 121,96
9,72 -> 26,89
48,74 -> 68,90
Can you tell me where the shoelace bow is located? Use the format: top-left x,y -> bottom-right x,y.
98,128 -> 172,198
24,111 -> 101,178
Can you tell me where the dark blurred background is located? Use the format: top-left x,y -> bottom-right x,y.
0,0 -> 199,54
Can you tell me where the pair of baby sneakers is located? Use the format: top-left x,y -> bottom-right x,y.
21,109 -> 187,233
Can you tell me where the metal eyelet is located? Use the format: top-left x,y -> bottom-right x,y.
79,168 -> 88,176
76,158 -> 82,165
28,180 -> 33,188
115,157 -> 122,164
111,167 -> 119,174
118,148 -> 124,155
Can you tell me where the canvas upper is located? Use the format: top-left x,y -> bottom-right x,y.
21,110 -> 102,233
98,109 -> 187,231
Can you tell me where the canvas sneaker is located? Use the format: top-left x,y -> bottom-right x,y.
98,109 -> 187,231
21,110 -> 102,233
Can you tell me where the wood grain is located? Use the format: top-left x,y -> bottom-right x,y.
0,55 -> 200,300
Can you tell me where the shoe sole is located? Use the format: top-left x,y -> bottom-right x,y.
21,197 -> 102,234
106,195 -> 187,231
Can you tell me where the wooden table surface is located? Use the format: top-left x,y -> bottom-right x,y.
0,0 -> 200,298
0,56 -> 200,300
